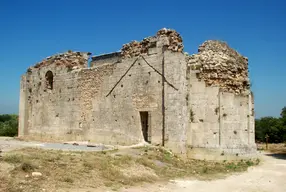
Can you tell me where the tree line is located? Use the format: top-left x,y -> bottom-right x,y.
255,107 -> 286,143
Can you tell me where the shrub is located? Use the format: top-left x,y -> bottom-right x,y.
0,114 -> 18,137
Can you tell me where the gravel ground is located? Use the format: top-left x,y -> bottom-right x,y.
120,152 -> 286,192
0,137 -> 112,152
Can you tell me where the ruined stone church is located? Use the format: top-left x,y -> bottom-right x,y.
19,29 -> 257,159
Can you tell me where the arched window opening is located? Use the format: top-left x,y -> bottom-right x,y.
45,71 -> 54,90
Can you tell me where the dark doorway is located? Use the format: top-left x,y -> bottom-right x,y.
140,111 -> 150,143
45,71 -> 54,90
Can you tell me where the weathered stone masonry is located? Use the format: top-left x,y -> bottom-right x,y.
19,28 -> 256,159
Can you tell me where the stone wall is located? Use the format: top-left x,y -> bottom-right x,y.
19,28 -> 256,159
186,40 -> 256,160
163,51 -> 189,155
121,28 -> 183,59
19,37 -> 173,146
187,75 -> 256,159
188,71 -> 220,150
90,52 -> 121,67
18,75 -> 28,137
19,59 -> 84,141
32,51 -> 91,69
186,41 -> 250,94
86,55 -> 164,145
19,51 -> 95,141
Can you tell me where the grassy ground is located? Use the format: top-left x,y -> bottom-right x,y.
0,146 -> 260,192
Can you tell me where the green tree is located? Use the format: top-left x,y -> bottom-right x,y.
0,114 -> 18,137
255,107 -> 286,143
0,114 -> 13,122
280,107 -> 286,141
255,117 -> 282,143
280,107 -> 286,119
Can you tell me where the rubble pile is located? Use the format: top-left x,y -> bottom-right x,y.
121,37 -> 154,59
156,28 -> 184,52
186,40 -> 250,94
33,51 -> 91,69
121,28 -> 183,59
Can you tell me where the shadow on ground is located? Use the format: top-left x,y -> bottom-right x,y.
265,153 -> 286,160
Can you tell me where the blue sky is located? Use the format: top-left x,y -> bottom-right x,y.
0,0 -> 285,118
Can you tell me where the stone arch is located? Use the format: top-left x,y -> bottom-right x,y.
45,70 -> 54,90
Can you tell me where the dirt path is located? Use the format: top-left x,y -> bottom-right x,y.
120,153 -> 286,192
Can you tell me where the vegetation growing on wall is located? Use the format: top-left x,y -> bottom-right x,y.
0,114 -> 18,137
255,107 -> 286,143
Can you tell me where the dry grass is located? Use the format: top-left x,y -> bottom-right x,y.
134,147 -> 260,179
0,146 -> 260,192
257,143 -> 286,154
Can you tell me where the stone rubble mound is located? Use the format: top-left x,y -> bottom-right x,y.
121,28 -> 184,59
33,51 -> 91,69
186,40 -> 250,94
157,28 -> 184,52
